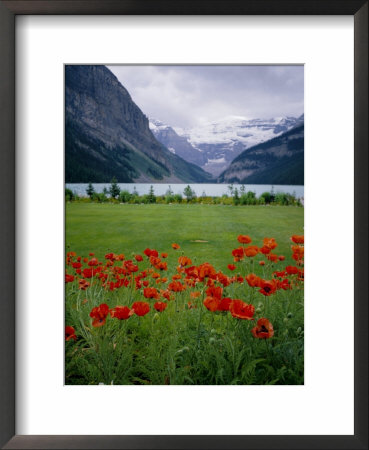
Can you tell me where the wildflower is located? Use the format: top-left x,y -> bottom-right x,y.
263,237 -> 277,250
65,326 -> 77,341
110,306 -> 133,320
168,281 -> 186,292
154,301 -> 167,312
218,297 -> 232,311
203,296 -> 220,312
227,264 -> 236,271
178,256 -> 192,267
172,243 -> 180,250
251,318 -> 274,339
286,265 -> 299,275
90,303 -> 109,327
237,235 -> 252,244
245,273 -> 262,287
206,285 -> 223,300
229,299 -> 255,320
259,261 -> 265,266
291,235 -> 304,244
161,252 -> 168,258
190,291 -> 201,299
259,280 -> 277,296
260,246 -> 271,255
65,274 -> 75,283
132,301 -> 150,316
135,254 -> 143,262
143,287 -> 160,299
232,247 -> 244,259
244,245 -> 259,257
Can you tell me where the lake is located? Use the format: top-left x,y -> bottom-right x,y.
66,183 -> 304,199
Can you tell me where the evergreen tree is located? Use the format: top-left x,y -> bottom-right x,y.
86,182 -> 95,199
147,185 -> 156,203
109,177 -> 120,199
184,185 -> 195,203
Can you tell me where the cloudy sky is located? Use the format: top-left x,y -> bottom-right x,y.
107,65 -> 304,129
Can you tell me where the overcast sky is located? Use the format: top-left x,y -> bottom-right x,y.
107,65 -> 304,129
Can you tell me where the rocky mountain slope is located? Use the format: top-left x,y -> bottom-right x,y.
218,123 -> 304,185
65,65 -> 212,183
152,115 -> 303,177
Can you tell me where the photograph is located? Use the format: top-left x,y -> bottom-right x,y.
65,64 -> 304,386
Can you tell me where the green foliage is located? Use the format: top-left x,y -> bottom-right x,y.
109,177 -> 120,199
183,185 -> 196,203
86,183 -> 95,199
119,190 -> 132,203
147,185 -> 156,204
65,188 -> 76,202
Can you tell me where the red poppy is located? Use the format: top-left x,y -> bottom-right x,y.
65,274 -> 75,283
267,253 -> 279,262
143,287 -> 160,299
286,265 -> 299,275
259,280 -> 277,296
278,255 -> 285,261
229,299 -> 255,320
190,291 -> 201,299
244,245 -> 259,257
232,247 -> 244,259
203,296 -> 220,312
245,273 -> 262,287
263,237 -> 277,250
161,252 -> 168,258
90,303 -> 109,327
172,243 -> 180,250
291,235 -> 304,244
178,256 -> 192,267
135,254 -> 143,262
260,246 -> 271,255
132,301 -> 150,316
110,306 -> 133,320
251,318 -> 274,339
237,235 -> 252,244
259,261 -> 265,266
227,264 -> 236,271
143,280 -> 149,287
154,301 -> 167,312
168,281 -> 186,292
65,326 -> 77,341
206,285 -> 223,300
218,297 -> 232,311
88,257 -> 99,266
72,262 -> 82,269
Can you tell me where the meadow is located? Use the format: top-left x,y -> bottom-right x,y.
65,203 -> 304,385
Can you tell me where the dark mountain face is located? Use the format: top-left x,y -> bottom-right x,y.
218,124 -> 304,185
65,65 -> 212,183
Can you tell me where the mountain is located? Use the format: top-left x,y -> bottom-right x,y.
174,115 -> 303,176
149,119 -> 207,167
218,124 -> 304,185
65,65 -> 212,183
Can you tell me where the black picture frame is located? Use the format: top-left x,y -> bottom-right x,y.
0,1 -> 367,449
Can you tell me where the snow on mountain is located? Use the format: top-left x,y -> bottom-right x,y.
150,115 -> 303,177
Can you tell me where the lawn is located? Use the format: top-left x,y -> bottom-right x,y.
66,203 -> 303,271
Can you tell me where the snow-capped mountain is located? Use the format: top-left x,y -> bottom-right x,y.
150,115 -> 303,177
149,119 -> 207,167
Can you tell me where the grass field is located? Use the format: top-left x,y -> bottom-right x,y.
65,203 -> 304,385
66,203 -> 303,271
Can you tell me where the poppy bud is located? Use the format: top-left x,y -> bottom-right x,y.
287,312 -> 293,318
297,327 -> 302,335
210,329 -> 217,334
283,317 -> 289,323
209,337 -> 216,344
153,313 -> 159,322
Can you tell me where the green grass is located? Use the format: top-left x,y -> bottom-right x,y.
65,202 -> 304,385
66,203 -> 303,271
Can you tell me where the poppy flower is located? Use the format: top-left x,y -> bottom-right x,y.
88,257 -> 99,266
143,280 -> 149,287
90,303 -> 109,327
203,296 -> 221,312
237,235 -> 252,244
172,243 -> 180,250
263,237 -> 277,250
110,306 -> 133,320
251,318 -> 274,339
218,297 -> 232,311
245,273 -> 262,287
278,255 -> 285,261
72,262 -> 82,269
190,291 -> 201,299
231,247 -> 244,260
229,299 -> 255,320
65,326 -> 77,341
266,253 -> 279,263
132,301 -> 150,317
291,235 -> 304,244
143,287 -> 160,299
259,261 -> 265,266
168,281 -> 186,292
227,264 -> 236,271
135,254 -> 143,262
244,245 -> 259,257
178,256 -> 192,267
206,285 -> 223,300
154,301 -> 167,312
286,265 -> 299,275
259,280 -> 277,296
198,262 -> 216,279
260,246 -> 271,255
161,252 -> 168,258
65,274 -> 75,283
